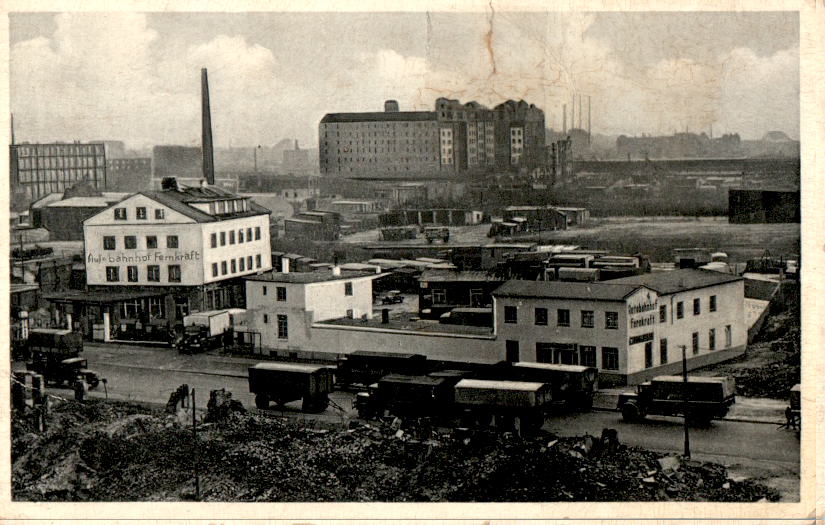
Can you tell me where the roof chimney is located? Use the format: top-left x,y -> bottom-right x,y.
201,68 -> 215,185
384,100 -> 399,112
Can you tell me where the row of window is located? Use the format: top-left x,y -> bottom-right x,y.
17,156 -> 104,169
211,254 -> 263,277
17,169 -> 103,183
672,295 -> 717,320
106,264 -> 181,283
210,227 -> 261,248
648,326 -> 733,368
504,340 -> 618,370
15,144 -> 103,157
262,285 -> 287,301
114,207 -> 165,221
506,306 -> 620,330
103,235 -> 177,250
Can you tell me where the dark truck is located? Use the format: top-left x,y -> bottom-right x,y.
336,351 -> 428,389
483,362 -> 598,411
248,362 -> 334,413
618,375 -> 736,426
25,329 -> 100,388
354,373 -> 453,420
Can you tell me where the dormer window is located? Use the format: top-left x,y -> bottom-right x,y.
114,208 -> 127,220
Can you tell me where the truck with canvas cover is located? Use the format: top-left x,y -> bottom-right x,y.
177,309 -> 233,354
248,362 -> 334,413
491,361 -> 598,411
353,374 -> 453,419
26,328 -> 83,359
453,378 -> 553,432
618,375 -> 736,426
336,350 -> 428,389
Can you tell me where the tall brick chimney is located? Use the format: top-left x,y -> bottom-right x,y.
201,68 -> 215,185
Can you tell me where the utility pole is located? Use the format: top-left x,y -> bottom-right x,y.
191,388 -> 200,500
253,144 -> 261,173
680,345 -> 691,458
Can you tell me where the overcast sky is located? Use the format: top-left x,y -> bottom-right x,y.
10,11 -> 799,149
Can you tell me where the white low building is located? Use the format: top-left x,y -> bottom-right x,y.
493,269 -> 746,386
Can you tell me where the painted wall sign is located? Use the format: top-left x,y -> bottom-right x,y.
87,250 -> 201,264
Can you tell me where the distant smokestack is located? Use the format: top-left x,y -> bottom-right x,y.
10,113 -> 15,145
587,96 -> 591,146
201,68 -> 215,185
562,104 -> 567,134
571,94 -> 575,130
578,95 -> 582,130
384,100 -> 399,112
295,140 -> 299,150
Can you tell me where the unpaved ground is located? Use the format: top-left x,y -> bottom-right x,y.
343,218 -> 799,263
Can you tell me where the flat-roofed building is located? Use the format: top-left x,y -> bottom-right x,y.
11,142 -> 107,203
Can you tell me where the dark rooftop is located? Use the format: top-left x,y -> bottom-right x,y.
607,268 -> 742,294
245,270 -> 375,284
493,280 -> 639,301
140,188 -> 270,223
321,111 -> 437,124
420,270 -> 503,283
317,311 -> 494,337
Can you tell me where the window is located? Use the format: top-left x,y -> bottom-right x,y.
534,307 -> 548,326
580,346 -> 596,367
136,207 -> 147,220
127,266 -> 138,282
676,301 -> 684,319
581,310 -> 594,328
505,340 -> 519,362
120,299 -> 139,318
168,265 -> 181,283
220,232 -> 226,246
211,263 -> 218,277
709,328 -> 716,351
229,230 -> 235,244
239,229 -> 244,243
149,297 -> 164,317
601,347 -> 619,370
263,314 -> 268,324
255,226 -> 261,240
106,266 -> 119,282
114,208 -> 127,220
247,227 -> 253,241
247,255 -> 253,269
692,332 -> 699,355
432,288 -> 446,304
346,309 -> 354,319
166,235 -> 178,249
504,306 -> 518,324
277,315 -> 288,339
147,265 -> 160,282
605,311 -> 619,330
557,309 -> 570,327
725,325 -> 732,347
659,305 -> 667,323
535,343 -> 553,363
239,258 -> 245,271
210,233 -> 217,248
155,209 -> 165,220
644,342 -> 654,369
221,261 -> 227,275
231,259 -> 237,273
660,338 -> 668,364
344,282 -> 353,296
710,295 -> 717,312
277,287 -> 287,301
693,298 -> 701,316
146,236 -> 158,249
103,236 -> 116,250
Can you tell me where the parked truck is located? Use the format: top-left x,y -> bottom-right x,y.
176,310 -> 233,354
248,362 -> 334,413
618,375 -> 736,426
487,362 -> 598,411
336,351 -> 428,389
24,328 -> 100,388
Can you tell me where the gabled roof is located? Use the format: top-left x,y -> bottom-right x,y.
606,268 -> 742,295
493,280 -> 641,301
135,188 -> 270,223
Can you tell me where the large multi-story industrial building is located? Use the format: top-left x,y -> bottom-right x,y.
319,98 -> 545,176
10,142 -> 107,202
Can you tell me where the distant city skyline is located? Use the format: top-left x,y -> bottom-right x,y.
10,11 -> 799,149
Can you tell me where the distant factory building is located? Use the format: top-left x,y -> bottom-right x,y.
10,142 -> 107,203
728,189 -> 800,224
106,157 -> 152,192
29,181 -> 129,241
150,145 -> 238,192
283,210 -> 342,241
319,98 -> 545,176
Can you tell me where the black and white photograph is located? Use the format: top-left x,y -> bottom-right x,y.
3,1 -> 819,520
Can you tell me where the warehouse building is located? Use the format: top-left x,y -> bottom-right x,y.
492,269 -> 746,386
10,141 -> 107,203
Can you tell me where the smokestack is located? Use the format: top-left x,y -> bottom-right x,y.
587,96 -> 591,146
201,68 -> 215,185
571,94 -> 575,131
10,113 -> 15,145
578,95 -> 582,130
562,104 -> 567,134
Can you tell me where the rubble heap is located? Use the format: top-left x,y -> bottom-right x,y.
12,398 -> 780,502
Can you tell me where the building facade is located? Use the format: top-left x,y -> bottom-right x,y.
319,98 -> 546,176
106,157 -> 152,192
492,269 -> 746,386
10,142 -> 107,202
245,270 -> 376,353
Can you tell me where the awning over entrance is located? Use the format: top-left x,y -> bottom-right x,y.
43,289 -> 168,305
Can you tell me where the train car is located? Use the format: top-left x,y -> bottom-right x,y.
248,362 -> 334,413
336,350 -> 428,389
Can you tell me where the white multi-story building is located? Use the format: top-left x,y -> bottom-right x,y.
58,182 -> 272,341
244,269 -> 376,355
492,269 -> 746,386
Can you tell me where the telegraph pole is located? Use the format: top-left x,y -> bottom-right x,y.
191,388 -> 200,500
680,345 -> 691,458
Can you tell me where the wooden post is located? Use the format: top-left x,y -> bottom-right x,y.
192,388 -> 200,500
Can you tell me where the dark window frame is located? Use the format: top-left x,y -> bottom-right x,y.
504,305 -> 518,324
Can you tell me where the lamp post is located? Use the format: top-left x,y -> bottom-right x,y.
680,344 -> 691,458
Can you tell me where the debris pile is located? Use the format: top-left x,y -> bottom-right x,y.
12,398 -> 781,502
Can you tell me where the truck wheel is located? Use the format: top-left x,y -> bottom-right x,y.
578,395 -> 594,412
88,377 -> 100,390
255,394 -> 269,410
621,402 -> 640,422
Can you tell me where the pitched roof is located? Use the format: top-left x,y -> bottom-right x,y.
493,280 -> 640,301
245,270 -> 375,284
321,111 -> 437,124
420,270 -> 503,282
138,188 -> 270,223
606,268 -> 742,295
